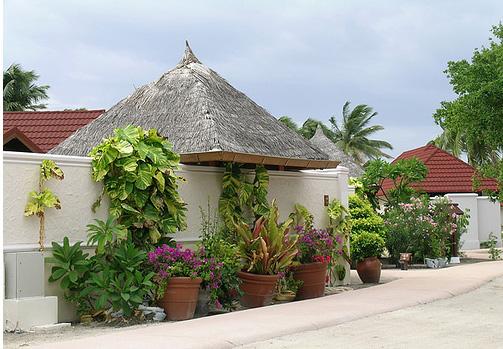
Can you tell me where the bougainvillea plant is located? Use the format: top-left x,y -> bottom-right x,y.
24,159 -> 64,251
147,244 -> 223,307
295,227 -> 336,264
89,125 -> 187,248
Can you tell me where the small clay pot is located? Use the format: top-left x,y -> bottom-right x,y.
158,277 -> 202,321
292,262 -> 328,300
356,257 -> 382,283
238,271 -> 279,308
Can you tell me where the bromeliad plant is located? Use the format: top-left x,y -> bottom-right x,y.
235,200 -> 299,275
89,125 -> 187,248
25,160 -> 64,251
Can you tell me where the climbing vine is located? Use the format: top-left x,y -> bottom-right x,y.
24,160 -> 64,251
218,163 -> 270,238
89,125 -> 187,248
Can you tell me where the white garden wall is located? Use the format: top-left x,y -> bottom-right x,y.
3,151 -> 348,248
445,193 -> 502,249
3,151 -> 349,323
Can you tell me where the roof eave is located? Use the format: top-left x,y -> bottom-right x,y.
180,150 -> 340,169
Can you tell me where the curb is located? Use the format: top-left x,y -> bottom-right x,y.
31,261 -> 503,349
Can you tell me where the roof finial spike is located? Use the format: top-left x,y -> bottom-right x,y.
178,40 -> 202,66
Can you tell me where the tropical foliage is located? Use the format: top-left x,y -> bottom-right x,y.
348,195 -> 386,239
3,63 -> 49,111
235,200 -> 298,275
383,196 -> 469,263
359,158 -> 428,209
218,163 -> 270,237
48,220 -> 157,318
198,204 -> 242,309
24,160 -> 64,251
350,232 -> 385,263
329,102 -> 393,164
433,23 -> 503,200
89,125 -> 187,248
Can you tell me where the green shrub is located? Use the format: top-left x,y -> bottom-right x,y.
48,219 -> 155,318
348,195 -> 386,239
383,196 -> 469,263
350,232 -> 385,262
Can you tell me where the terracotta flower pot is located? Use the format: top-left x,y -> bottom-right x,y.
356,257 -> 382,283
238,271 -> 279,308
292,262 -> 328,300
158,277 -> 202,320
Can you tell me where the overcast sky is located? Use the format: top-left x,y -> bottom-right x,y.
4,1 -> 503,157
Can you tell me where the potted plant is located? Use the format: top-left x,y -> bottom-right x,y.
235,200 -> 298,308
275,272 -> 303,302
292,227 -> 333,300
147,244 -> 221,320
351,232 -> 385,283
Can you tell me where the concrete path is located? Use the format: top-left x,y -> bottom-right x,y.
241,275 -> 503,348
30,261 -> 503,349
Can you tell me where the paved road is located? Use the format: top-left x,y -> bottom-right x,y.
240,276 -> 503,349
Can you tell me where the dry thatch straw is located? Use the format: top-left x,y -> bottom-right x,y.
309,125 -> 363,177
51,42 -> 330,163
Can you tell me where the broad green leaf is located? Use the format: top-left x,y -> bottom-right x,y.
113,140 -> 134,156
135,164 -> 153,190
154,171 -> 165,192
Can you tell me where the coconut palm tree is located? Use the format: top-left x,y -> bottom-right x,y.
278,116 -> 300,133
3,63 -> 49,111
430,127 -> 464,158
329,102 -> 392,164
299,118 -> 334,140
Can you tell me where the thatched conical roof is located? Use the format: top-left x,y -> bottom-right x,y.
309,125 -> 363,177
51,42 -> 335,168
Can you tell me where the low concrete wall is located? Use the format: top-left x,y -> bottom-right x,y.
3,151 -> 349,322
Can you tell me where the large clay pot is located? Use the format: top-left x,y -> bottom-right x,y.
356,257 -> 382,283
292,262 -> 328,300
158,277 -> 202,320
238,271 -> 279,308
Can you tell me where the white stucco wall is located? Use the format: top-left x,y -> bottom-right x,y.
477,197 -> 502,246
445,193 -> 502,249
445,193 -> 480,250
4,151 -> 348,248
3,151 -> 349,321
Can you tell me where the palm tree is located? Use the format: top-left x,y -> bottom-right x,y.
430,127 -> 464,158
430,127 -> 501,166
278,116 -> 300,133
299,118 -> 336,140
3,63 -> 49,111
329,102 -> 393,164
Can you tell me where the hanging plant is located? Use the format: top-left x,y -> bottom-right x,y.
24,160 -> 64,251
218,163 -> 270,236
89,125 -> 187,248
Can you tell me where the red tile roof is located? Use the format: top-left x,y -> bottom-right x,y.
3,110 -> 105,153
381,144 -> 499,194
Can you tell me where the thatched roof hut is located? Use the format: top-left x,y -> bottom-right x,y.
51,42 -> 338,169
309,125 -> 363,177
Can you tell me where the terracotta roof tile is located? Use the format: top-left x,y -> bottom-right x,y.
381,144 -> 498,194
3,110 -> 104,153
